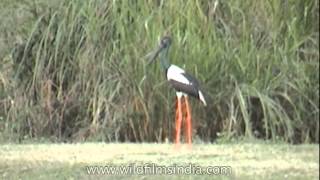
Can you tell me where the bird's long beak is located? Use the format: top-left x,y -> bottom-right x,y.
147,45 -> 163,65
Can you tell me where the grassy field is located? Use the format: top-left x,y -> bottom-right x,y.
0,142 -> 318,180
0,1 -> 319,179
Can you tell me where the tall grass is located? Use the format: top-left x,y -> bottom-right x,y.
0,0 -> 318,143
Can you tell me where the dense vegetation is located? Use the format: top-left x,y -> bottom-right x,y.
0,0 -> 318,143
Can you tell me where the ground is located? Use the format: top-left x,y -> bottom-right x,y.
0,142 -> 318,179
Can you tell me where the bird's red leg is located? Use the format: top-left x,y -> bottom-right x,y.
185,96 -> 192,145
175,96 -> 183,145
181,97 -> 187,142
175,97 -> 179,142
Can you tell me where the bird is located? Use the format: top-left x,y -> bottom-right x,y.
147,36 -> 207,145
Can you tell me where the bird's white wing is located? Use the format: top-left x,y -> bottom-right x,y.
167,65 -> 190,85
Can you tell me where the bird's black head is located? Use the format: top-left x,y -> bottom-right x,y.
148,36 -> 172,64
159,36 -> 172,49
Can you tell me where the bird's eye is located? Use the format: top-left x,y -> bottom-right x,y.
161,40 -> 166,47
161,39 -> 169,47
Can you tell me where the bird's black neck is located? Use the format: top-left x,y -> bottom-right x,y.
160,47 -> 170,71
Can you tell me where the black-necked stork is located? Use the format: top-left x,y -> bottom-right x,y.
148,36 -> 207,145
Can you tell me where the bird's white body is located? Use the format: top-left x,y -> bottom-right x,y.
167,65 -> 189,84
166,64 -> 207,106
